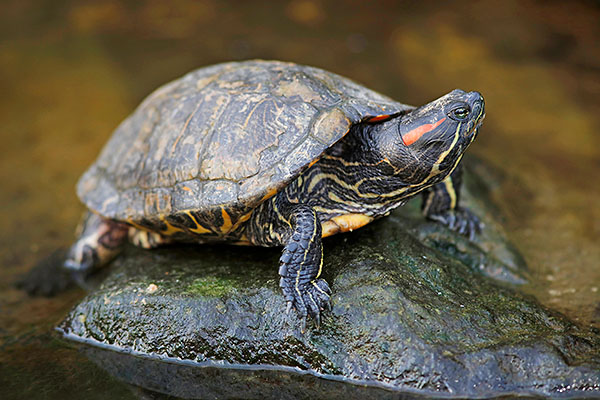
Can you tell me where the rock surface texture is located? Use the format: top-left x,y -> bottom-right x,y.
58,160 -> 600,399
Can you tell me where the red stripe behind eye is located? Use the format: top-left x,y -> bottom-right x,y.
402,117 -> 446,146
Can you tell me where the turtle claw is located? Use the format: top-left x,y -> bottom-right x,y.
16,248 -> 73,296
300,279 -> 332,329
281,277 -> 332,331
428,207 -> 483,239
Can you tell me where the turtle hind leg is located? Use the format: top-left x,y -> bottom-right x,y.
16,247 -> 73,296
18,212 -> 128,296
128,229 -> 171,249
63,212 -> 129,285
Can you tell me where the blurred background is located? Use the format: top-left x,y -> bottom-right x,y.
1,0 -> 599,398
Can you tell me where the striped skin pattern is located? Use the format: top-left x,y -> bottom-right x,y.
64,213 -> 129,278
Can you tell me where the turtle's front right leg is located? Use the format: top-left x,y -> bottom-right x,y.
277,204 -> 332,330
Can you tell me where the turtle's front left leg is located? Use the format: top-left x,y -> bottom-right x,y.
278,204 -> 332,329
421,164 -> 483,239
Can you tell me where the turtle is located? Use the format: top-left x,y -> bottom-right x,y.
58,60 -> 486,327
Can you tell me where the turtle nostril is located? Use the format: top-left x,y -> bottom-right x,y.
467,92 -> 485,122
467,91 -> 482,102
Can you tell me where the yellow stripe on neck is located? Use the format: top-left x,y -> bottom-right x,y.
443,178 -> 457,209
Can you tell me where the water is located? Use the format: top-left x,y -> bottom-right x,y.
1,0 -> 599,398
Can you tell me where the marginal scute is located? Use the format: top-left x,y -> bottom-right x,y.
202,180 -> 239,207
77,60 -> 413,232
311,108 -> 351,145
281,135 -> 329,182
172,180 -> 204,211
143,188 -> 173,216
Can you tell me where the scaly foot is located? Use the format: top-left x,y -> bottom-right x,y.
427,207 -> 483,240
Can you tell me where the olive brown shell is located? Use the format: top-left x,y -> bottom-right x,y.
77,60 -> 410,225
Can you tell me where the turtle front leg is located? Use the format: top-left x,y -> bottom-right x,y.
421,164 -> 483,239
278,205 -> 332,330
64,211 -> 129,283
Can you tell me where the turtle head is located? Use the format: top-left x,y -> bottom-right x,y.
376,89 -> 485,186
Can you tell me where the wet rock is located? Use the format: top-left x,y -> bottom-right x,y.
57,160 -> 600,399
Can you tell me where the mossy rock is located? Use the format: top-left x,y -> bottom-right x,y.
57,160 -> 600,399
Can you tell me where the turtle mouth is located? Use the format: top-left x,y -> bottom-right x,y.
476,111 -> 486,127
466,111 -> 485,138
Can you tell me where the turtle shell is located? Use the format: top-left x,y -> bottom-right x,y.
77,60 -> 412,231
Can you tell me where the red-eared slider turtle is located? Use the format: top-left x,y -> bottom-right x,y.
61,60 -> 485,327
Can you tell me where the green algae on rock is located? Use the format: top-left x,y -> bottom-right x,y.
57,160 -> 600,399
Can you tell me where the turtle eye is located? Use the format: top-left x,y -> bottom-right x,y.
450,106 -> 470,120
